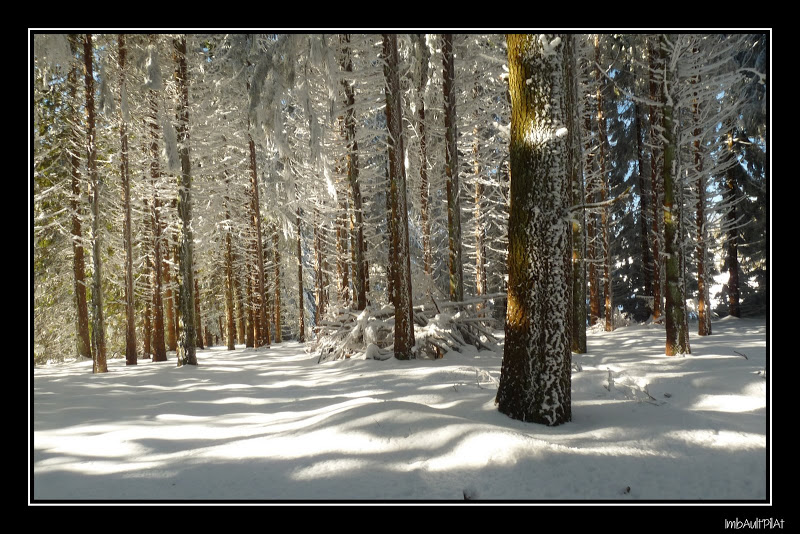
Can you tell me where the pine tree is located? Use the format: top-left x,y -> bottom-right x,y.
174,35 -> 197,366
382,34 -> 415,360
496,34 -> 572,425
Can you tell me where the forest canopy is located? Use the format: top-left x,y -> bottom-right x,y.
32,33 -> 768,390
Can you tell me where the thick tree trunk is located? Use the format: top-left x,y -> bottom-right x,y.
67,36 -> 92,361
496,34 -> 572,425
382,33 -> 415,360
660,35 -> 690,356
442,33 -> 464,303
118,34 -> 137,365
84,34 -> 107,374
174,35 -> 197,366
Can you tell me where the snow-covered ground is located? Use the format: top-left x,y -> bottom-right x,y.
31,316 -> 768,505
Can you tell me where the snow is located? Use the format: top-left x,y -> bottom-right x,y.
32,317 -> 768,505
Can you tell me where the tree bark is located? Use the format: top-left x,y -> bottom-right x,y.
67,35 -> 92,361
174,35 -> 197,366
496,34 -> 572,425
648,36 -> 664,320
382,34 -> 415,360
412,34 -> 432,279
442,33 -> 464,303
564,34 -> 587,354
84,34 -> 107,374
339,34 -> 367,311
595,35 -> 613,332
118,34 -> 137,365
660,35 -> 690,356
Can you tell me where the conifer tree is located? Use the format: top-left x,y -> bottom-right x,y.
496,34 -> 572,425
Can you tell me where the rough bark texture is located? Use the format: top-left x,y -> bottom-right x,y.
382,34 -> 415,360
442,33 -> 464,303
118,34 -> 137,365
648,37 -> 664,320
693,69 -> 711,336
174,35 -> 197,366
564,34 -> 587,354
594,36 -> 613,333
339,34 -> 367,311
248,133 -> 270,347
660,35 -> 690,356
496,34 -> 572,426
413,34 -> 432,279
147,60 -> 167,363
67,36 -> 92,361
84,34 -> 107,374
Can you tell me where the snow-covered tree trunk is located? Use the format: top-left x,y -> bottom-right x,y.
648,36 -> 664,320
442,34 -> 464,303
224,177 -> 236,350
564,34 -> 587,354
174,35 -> 197,366
84,34 -> 108,374
68,35 -> 92,361
382,34 -> 415,360
496,34 -> 572,425
412,34 -> 433,280
118,34 -> 137,366
660,34 -> 690,356
339,34 -> 367,311
146,44 -> 167,363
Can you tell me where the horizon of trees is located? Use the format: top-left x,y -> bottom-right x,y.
33,32 -> 767,423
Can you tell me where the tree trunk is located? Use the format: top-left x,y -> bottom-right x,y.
273,225 -> 282,343
68,35 -> 92,361
382,33 -> 415,360
247,133 -> 270,347
725,153 -> 741,318
648,36 -> 664,320
496,33 -> 572,425
442,33 -> 464,302
296,184 -> 305,342
595,35 -> 613,332
564,34 -> 587,354
163,244 -> 178,352
339,34 -> 367,311
693,68 -> 712,336
84,34 -> 108,374
313,207 -> 327,329
224,174 -> 236,350
174,35 -> 197,366
412,34 -> 433,279
118,34 -> 137,365
660,35 -> 690,356
194,276 -> 204,349
147,70 -> 167,362
634,101 -> 653,302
